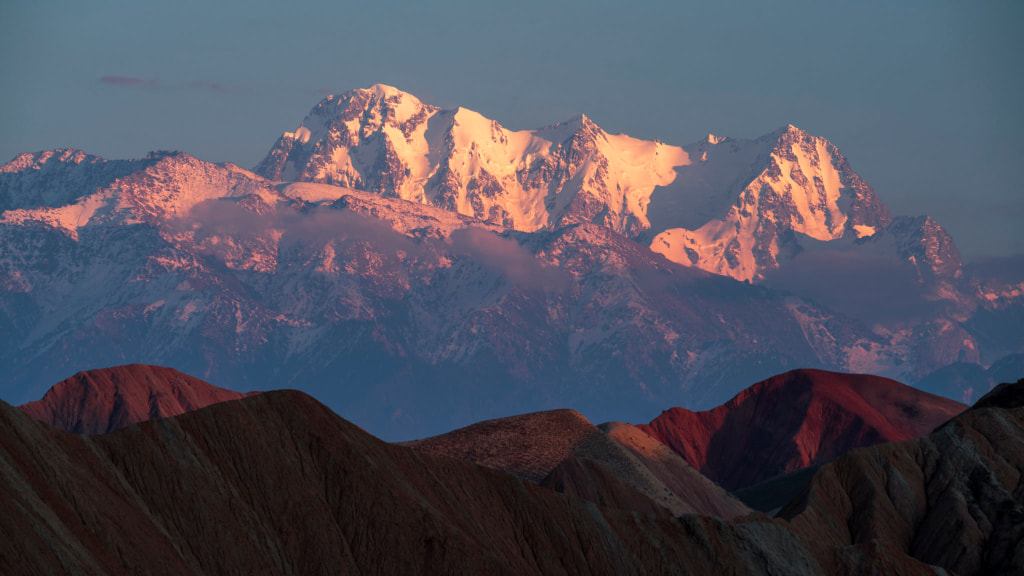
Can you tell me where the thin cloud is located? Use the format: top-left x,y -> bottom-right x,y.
181,199 -> 426,259
99,75 -> 237,93
185,80 -> 237,94
99,75 -> 161,89
760,250 -> 946,325
450,227 -> 570,292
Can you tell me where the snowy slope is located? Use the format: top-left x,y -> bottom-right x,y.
650,126 -> 892,281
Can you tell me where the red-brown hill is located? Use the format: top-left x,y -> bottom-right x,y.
638,369 -> 966,491
3,376 -> 1018,575
403,409 -> 750,518
17,364 -> 254,434
780,378 -> 1024,575
0,389 -> 826,575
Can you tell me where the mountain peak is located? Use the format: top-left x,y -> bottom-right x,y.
1,149 -> 100,173
364,83 -> 406,98
779,123 -> 804,136
650,123 -> 894,281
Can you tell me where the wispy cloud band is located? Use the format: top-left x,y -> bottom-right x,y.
99,76 -> 237,93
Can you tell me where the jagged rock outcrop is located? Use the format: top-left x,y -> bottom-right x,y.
255,84 -> 687,236
638,369 -> 966,490
781,378 -> 1024,575
17,364 -> 253,434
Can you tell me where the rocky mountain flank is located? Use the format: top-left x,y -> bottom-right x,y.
0,148 -> 913,438
639,369 -> 966,491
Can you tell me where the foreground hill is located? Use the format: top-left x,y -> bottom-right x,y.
3,378 -> 1022,574
404,409 -> 749,518
0,390 -> 818,575
781,379 -> 1024,575
639,369 -> 966,491
17,364 -> 253,434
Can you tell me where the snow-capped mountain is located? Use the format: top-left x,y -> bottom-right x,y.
257,84 -> 690,236
256,86 -> 961,288
648,126 -> 892,281
0,85 -> 1018,438
0,149 -> 870,437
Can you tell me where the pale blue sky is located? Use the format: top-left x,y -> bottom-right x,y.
1,0 -> 1021,258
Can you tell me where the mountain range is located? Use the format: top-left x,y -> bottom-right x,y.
0,84 -> 1020,438
16,365 -> 964,519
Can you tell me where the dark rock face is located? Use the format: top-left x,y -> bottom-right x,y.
17,364 -> 253,434
781,378 -> 1024,576
638,369 -> 966,491
877,215 -> 963,282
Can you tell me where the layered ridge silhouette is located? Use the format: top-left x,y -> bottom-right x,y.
1,367 -> 1021,574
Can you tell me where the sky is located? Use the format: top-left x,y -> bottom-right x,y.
1,0 -> 1021,259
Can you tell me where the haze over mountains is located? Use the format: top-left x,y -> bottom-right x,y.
0,84 -> 1020,438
